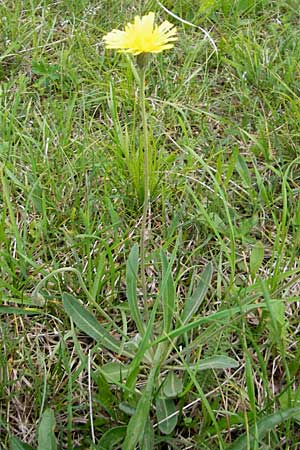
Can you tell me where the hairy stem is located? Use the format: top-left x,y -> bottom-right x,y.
139,66 -> 150,321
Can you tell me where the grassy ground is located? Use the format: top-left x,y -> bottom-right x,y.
1,0 -> 300,448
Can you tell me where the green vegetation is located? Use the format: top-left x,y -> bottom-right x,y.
1,0 -> 300,448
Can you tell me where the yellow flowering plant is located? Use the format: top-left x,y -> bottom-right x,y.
103,12 -> 177,318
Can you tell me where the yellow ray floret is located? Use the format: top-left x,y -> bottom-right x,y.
103,12 -> 177,55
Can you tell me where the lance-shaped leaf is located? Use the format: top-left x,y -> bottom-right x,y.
63,293 -> 132,358
139,417 -> 154,450
37,409 -> 57,450
250,240 -> 264,279
161,250 -> 176,333
122,388 -> 152,450
126,244 -> 145,336
182,263 -> 213,324
193,355 -> 239,371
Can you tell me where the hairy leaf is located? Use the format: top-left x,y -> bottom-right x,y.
182,263 -> 213,324
156,397 -> 178,434
37,409 -> 57,450
63,293 -> 132,357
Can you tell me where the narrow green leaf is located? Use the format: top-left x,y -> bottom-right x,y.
235,152 -> 252,188
95,373 -> 116,417
182,263 -> 213,324
122,389 -> 152,450
153,301 -> 272,346
227,408 -> 300,450
161,250 -> 175,333
194,355 -> 239,371
125,299 -> 158,393
244,349 -> 259,449
156,397 -> 178,434
37,408 -> 57,450
271,300 -> 285,328
63,293 -> 132,358
139,417 -> 154,450
0,306 -> 42,315
279,385 -> 300,413
119,402 -> 136,416
163,372 -> 183,398
261,281 -> 286,340
97,426 -> 127,450
1,171 -> 24,256
245,352 -> 256,412
91,252 -> 106,300
250,241 -> 264,279
126,244 -> 145,335
10,436 -> 34,450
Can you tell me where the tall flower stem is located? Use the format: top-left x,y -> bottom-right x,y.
139,64 -> 150,320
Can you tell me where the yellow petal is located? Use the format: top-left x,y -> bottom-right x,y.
103,12 -> 177,54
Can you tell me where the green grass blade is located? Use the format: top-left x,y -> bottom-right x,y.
1,169 -> 26,273
245,350 -> 258,450
90,252 -> 106,301
126,244 -> 145,335
182,262 -> 213,324
180,363 -> 225,449
0,306 -> 43,315
249,241 -> 264,280
227,408 -> 300,450
160,249 -> 176,333
153,302 -> 272,347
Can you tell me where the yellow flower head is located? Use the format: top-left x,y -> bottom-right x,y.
103,12 -> 177,55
